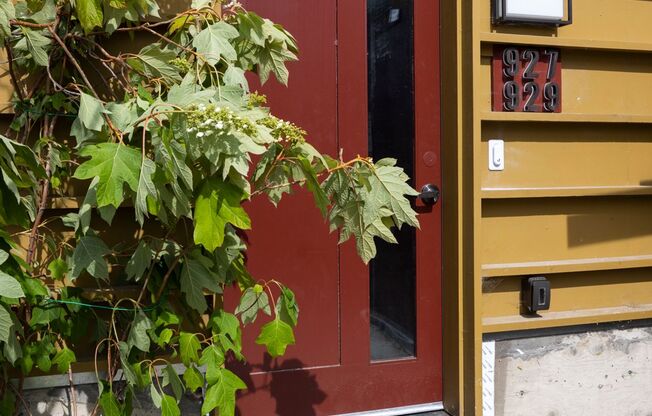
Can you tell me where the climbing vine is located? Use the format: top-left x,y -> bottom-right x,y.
0,0 -> 419,414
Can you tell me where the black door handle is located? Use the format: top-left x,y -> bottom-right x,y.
419,184 -> 440,205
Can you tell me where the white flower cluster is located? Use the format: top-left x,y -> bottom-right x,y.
186,104 -> 257,139
223,0 -> 240,8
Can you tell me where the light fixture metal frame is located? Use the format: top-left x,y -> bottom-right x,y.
492,0 -> 573,27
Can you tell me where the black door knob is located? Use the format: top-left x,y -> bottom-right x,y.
419,184 -> 440,205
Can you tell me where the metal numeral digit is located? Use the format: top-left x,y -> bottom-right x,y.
543,82 -> 560,112
503,81 -> 519,111
522,49 -> 540,80
523,82 -> 539,112
544,49 -> 559,80
502,47 -> 519,78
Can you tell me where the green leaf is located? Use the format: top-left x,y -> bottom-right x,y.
193,178 -> 251,252
106,101 -> 136,132
74,143 -> 142,208
179,256 -> 222,314
127,310 -> 153,352
255,318 -> 295,357
3,332 -> 22,364
125,241 -> 152,281
277,286 -> 299,326
52,347 -> 76,373
0,0 -> 15,43
36,353 -> 52,372
69,236 -> 111,280
18,28 -> 50,66
21,278 -> 49,298
257,43 -> 297,85
135,157 -> 157,225
193,21 -> 239,65
117,341 -> 138,387
162,364 -> 184,401
0,271 -> 25,298
78,92 -> 106,132
29,304 -> 66,326
156,328 -> 173,348
76,0 -> 103,33
99,391 -> 121,416
201,368 -> 247,415
130,45 -> 182,83
0,249 -> 7,265
369,159 -> 419,229
183,365 -> 204,392
223,65 -> 248,91
0,305 -> 12,342
235,287 -> 270,325
47,258 -> 67,280
199,344 -> 224,385
298,156 -> 328,217
178,332 -> 201,366
161,394 -> 180,416
150,383 -> 162,408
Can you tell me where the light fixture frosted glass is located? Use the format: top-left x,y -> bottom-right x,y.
505,0 -> 564,21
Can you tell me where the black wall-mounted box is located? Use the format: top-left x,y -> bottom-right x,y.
522,276 -> 551,314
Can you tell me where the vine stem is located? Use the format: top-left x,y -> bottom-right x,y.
4,42 -> 24,101
8,383 -> 32,416
47,26 -> 122,140
252,155 -> 372,196
67,360 -> 78,416
26,145 -> 52,266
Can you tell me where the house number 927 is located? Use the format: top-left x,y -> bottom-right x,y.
492,46 -> 562,113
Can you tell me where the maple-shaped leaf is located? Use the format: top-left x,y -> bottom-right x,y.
193,21 -> 239,65
52,347 -> 76,373
183,365 -> 204,392
161,394 -> 180,416
199,344 -> 225,385
368,158 -> 419,229
180,256 -> 223,313
179,332 -> 201,366
127,310 -> 153,353
193,178 -> 251,252
257,43 -> 297,86
201,368 -> 247,415
75,0 -> 103,34
255,317 -> 295,357
69,236 -> 111,280
74,143 -> 142,208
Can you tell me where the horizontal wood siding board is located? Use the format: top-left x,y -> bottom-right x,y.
482,254 -> 652,277
482,197 -> 652,266
482,268 -> 652,329
483,305 -> 652,333
478,0 -> 652,48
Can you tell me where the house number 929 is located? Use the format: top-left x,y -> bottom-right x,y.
492,46 -> 562,113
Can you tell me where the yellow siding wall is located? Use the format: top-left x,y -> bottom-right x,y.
476,0 -> 652,338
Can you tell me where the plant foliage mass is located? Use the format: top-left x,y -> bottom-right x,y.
0,0 -> 419,414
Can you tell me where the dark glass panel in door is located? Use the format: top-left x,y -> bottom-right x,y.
367,0 -> 416,361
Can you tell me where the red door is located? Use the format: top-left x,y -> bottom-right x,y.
233,1 -> 442,414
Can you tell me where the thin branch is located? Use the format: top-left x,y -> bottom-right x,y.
47,26 -> 122,138
8,382 -> 32,416
26,145 -> 52,265
155,255 -> 182,301
4,42 -> 24,101
67,365 -> 78,416
10,19 -> 53,29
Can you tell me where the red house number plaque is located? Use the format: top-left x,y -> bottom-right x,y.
492,46 -> 562,113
